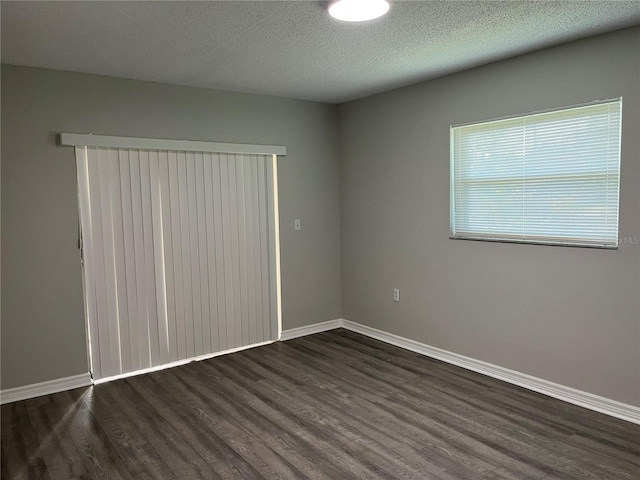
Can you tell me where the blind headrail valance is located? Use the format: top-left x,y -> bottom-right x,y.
59,133 -> 287,156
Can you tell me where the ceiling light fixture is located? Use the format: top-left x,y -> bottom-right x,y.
328,0 -> 390,22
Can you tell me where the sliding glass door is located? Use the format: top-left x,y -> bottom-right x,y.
75,145 -> 279,381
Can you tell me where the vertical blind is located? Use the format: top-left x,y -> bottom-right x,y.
76,147 -> 278,380
450,99 -> 622,248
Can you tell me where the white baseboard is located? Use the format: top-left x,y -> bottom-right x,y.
280,318 -> 343,341
0,373 -> 93,405
282,318 -> 640,425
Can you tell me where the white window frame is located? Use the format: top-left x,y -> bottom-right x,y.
450,98 -> 622,249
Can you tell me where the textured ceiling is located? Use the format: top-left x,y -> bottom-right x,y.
2,1 -> 639,104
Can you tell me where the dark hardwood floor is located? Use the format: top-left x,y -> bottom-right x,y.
2,329 -> 639,479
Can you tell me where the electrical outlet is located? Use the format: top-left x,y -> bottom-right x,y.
393,288 -> 400,302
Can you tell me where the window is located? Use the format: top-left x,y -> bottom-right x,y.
450,99 -> 622,249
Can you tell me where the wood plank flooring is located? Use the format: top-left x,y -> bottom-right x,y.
2,328 -> 639,479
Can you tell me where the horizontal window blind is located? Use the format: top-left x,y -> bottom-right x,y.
450,99 -> 622,248
76,147 -> 278,381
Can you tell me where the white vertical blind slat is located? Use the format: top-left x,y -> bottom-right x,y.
244,155 -> 258,345
250,158 -> 263,345
195,152 -> 212,355
219,154 -> 235,350
227,155 -> 242,348
88,147 -> 112,376
149,151 -> 170,365
98,149 -> 121,375
128,150 -> 152,369
118,149 -> 140,371
185,152 -> 203,357
236,156 -> 250,345
108,149 -> 131,374
168,151 -> 186,360
177,151 -> 195,359
266,155 -> 279,340
76,147 -> 102,380
211,153 -> 228,351
257,157 -> 271,341
203,153 -> 220,353
158,150 -> 177,362
141,151 -> 161,367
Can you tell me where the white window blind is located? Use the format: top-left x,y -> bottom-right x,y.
76,146 -> 279,381
450,99 -> 622,248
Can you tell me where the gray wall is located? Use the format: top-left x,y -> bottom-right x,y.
339,27 -> 640,406
1,66 -> 342,389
